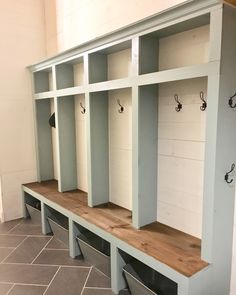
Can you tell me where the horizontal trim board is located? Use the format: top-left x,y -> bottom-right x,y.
34,91 -> 55,100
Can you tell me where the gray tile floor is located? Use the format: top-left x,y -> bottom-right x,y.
0,218 -> 114,295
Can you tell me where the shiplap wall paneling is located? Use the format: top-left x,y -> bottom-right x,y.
139,15 -> 210,75
35,98 -> 55,182
88,41 -> 132,83
87,88 -> 132,210
157,77 -> 207,238
109,88 -> 132,210
33,68 -> 53,93
56,56 -> 84,89
56,96 -> 77,192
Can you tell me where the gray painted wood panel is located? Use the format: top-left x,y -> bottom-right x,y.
57,96 -> 77,192
132,85 -> 158,228
139,35 -> 159,75
202,6 -> 236,295
89,53 -> 107,83
87,92 -> 109,206
56,64 -> 74,89
35,99 -> 54,181
34,70 -> 50,93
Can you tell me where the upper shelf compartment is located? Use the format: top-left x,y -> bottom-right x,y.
56,56 -> 84,90
88,40 -> 132,84
139,13 -> 210,75
33,67 -> 53,94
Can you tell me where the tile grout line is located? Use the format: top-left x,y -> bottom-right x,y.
6,222 -> 23,234
1,262 -> 91,268
84,287 -> 111,290
93,266 -> 111,279
44,248 -> 69,251
0,233 -> 47,237
5,283 -> 15,295
0,281 -> 48,287
1,236 -> 29,264
42,266 -> 61,295
80,267 -> 93,295
31,236 -> 54,264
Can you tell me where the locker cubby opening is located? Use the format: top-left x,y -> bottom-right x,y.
88,40 -> 132,83
45,205 -> 69,245
57,94 -> 87,193
24,193 -> 41,224
33,68 -> 53,93
139,13 -> 210,75
56,56 -> 84,89
138,76 -> 207,238
35,98 -> 58,183
89,88 -> 132,216
118,249 -> 178,295
75,223 -> 111,277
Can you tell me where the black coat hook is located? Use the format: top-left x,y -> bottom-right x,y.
200,91 -> 207,111
228,93 -> 236,108
80,102 -> 86,114
117,99 -> 124,113
49,112 -> 56,128
174,94 -> 182,112
225,163 -> 235,184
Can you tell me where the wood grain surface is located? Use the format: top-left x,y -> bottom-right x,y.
24,180 -> 208,277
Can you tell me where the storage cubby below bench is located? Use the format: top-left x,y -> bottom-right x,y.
24,193 -> 41,225
22,180 -> 210,295
45,205 -> 69,246
75,223 -> 111,277
119,249 -> 177,295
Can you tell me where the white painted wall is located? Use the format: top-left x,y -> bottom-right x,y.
46,0 -> 187,55
0,0 -> 46,221
0,177 -> 2,220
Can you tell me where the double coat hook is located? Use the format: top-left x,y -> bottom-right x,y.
225,163 -> 235,184
80,102 -> 86,114
117,99 -> 124,113
228,93 -> 236,108
200,91 -> 207,111
174,94 -> 182,112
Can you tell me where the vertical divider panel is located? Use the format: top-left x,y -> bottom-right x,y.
201,8 -> 223,262
35,99 -> 54,181
132,85 -> 158,228
41,203 -> 52,235
87,91 -> 109,207
202,6 -> 236,295
111,245 -> 127,294
69,219 -> 81,258
56,96 -> 77,192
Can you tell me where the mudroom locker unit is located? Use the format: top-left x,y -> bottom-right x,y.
22,0 -> 236,294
